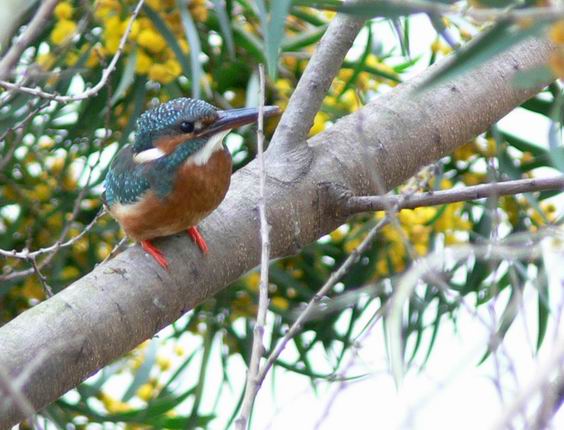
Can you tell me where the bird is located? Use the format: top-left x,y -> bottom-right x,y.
103,97 -> 279,269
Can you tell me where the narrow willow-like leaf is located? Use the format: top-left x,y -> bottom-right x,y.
501,131 -> 548,157
513,65 -> 554,90
258,0 -> 291,79
178,0 -> 204,98
282,24 -> 328,52
212,0 -> 235,58
295,0 -> 429,18
144,5 -> 192,79
536,260 -> 550,350
421,20 -> 544,90
110,47 -> 137,106
122,339 -> 158,401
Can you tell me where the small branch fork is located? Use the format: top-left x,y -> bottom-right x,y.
236,65 -> 271,430
0,0 -> 145,103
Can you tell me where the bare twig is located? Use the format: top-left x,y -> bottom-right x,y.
0,365 -> 36,425
29,257 -> 53,298
236,64 -> 271,430
0,208 -> 106,260
0,0 -> 60,81
0,0 -> 145,103
342,176 -> 564,215
491,336 -> 564,430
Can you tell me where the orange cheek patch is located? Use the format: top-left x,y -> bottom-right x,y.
154,134 -> 192,154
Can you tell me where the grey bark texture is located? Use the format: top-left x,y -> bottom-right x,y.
0,37 -> 554,428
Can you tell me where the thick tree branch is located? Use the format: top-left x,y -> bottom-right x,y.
269,4 -> 364,154
0,36 -> 555,428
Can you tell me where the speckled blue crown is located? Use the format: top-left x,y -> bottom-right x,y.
133,98 -> 218,152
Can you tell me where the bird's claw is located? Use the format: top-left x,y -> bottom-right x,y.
141,240 -> 169,269
187,226 -> 208,254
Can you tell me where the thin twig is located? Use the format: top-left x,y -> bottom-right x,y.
235,64 -> 271,430
29,257 -> 53,298
343,176 -> 564,215
0,365 -> 36,425
255,214 -> 392,389
0,0 -> 60,81
0,208 -> 106,260
491,336 -> 564,430
0,0 -> 145,103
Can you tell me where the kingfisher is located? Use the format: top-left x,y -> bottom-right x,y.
103,97 -> 279,269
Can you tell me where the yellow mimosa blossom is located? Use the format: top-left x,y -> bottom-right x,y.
549,20 -> 564,44
156,354 -> 172,371
136,50 -> 152,74
271,296 -> 289,310
51,19 -> 77,45
138,29 -> 167,53
309,111 -> 329,136
54,2 -> 73,20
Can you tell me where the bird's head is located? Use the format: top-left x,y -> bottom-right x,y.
132,97 -> 279,165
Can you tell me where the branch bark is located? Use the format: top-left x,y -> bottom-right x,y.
341,176 -> 564,215
0,0 -> 59,81
0,36 -> 554,428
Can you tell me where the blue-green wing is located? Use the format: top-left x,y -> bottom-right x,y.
104,145 -> 150,207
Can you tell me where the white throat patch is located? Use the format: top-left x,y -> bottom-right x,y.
187,130 -> 230,166
133,147 -> 166,164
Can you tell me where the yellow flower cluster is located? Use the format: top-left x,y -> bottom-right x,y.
275,52 -> 398,137
342,180 -> 472,278
95,1 -> 185,85
529,202 -> 558,232
548,20 -> 564,78
50,0 -> 208,84
51,2 -> 77,45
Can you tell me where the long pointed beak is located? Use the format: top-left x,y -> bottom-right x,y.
201,106 -> 280,137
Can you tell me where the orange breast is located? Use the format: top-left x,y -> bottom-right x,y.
110,148 -> 232,241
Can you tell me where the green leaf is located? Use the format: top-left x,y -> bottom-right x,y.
295,0 -> 426,18
501,131 -> 547,157
422,20 -> 544,90
110,47 -> 138,106
178,0 -> 204,98
521,95 -> 553,116
144,4 -> 192,80
122,339 -> 158,401
549,147 -> 564,173
282,24 -> 328,52
513,65 -> 554,90
258,0 -> 292,79
536,260 -> 550,350
212,0 -> 236,58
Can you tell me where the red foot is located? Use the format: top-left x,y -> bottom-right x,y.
187,226 -> 208,254
141,240 -> 168,269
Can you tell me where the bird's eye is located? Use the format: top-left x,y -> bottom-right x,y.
180,121 -> 195,133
